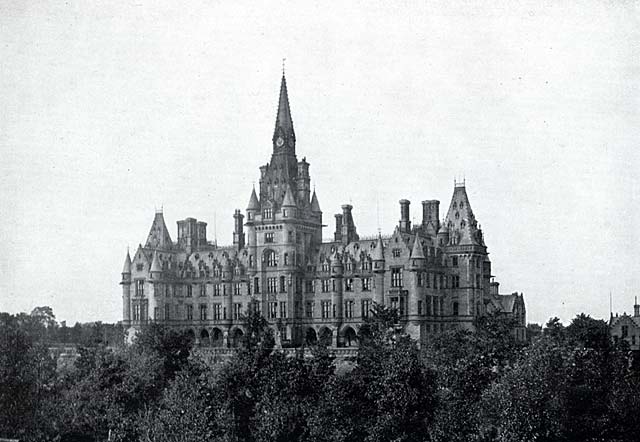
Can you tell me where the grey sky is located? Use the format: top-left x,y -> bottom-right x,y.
1,0 -> 638,325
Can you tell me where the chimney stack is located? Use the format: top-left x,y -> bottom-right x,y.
233,209 -> 245,249
399,199 -> 411,233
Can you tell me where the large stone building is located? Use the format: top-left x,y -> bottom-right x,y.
120,74 -> 526,347
610,298 -> 640,350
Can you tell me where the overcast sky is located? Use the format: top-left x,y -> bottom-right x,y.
1,0 -> 638,326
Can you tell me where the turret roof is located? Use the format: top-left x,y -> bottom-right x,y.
122,249 -> 132,274
310,190 -> 321,212
372,234 -> 385,261
247,187 -> 260,210
281,184 -> 296,207
443,184 -> 483,246
150,250 -> 162,273
411,236 -> 426,259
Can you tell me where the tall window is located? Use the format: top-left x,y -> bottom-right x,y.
321,301 -> 331,319
186,304 -> 193,320
267,277 -> 278,294
186,285 -> 193,297
135,280 -> 144,296
280,276 -> 286,293
453,302 -> 459,316
305,301 -> 314,318
254,277 -> 260,294
418,300 -> 423,315
390,297 -> 399,312
233,303 -> 242,320
345,278 -> 353,292
263,208 -> 272,218
321,279 -> 330,293
265,250 -> 277,266
154,307 -> 159,320
622,325 -> 629,338
268,302 -> 278,319
362,259 -> 371,271
418,272 -> 424,287
165,304 -> 170,320
305,280 -> 314,293
213,284 -> 221,296
362,277 -> 371,291
213,304 -> 222,320
452,256 -> 459,267
391,268 -> 403,288
361,299 -> 371,318
279,302 -> 287,318
284,253 -> 289,265
344,300 -> 354,319
392,248 -> 401,258
234,283 -> 241,296
265,232 -> 274,243
199,304 -> 207,321
426,272 -> 431,288
133,304 -> 141,321
200,284 -> 206,297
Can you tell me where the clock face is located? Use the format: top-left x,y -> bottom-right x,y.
276,137 -> 284,147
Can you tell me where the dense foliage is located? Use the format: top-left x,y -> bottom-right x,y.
1,307 -> 639,442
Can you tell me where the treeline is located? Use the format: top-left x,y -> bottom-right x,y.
1,306 -> 639,442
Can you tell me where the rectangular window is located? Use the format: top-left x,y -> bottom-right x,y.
213,284 -> 220,296
321,301 -> 331,319
279,276 -> 286,293
362,299 -> 371,318
321,279 -> 330,293
165,304 -> 170,320
476,275 -> 481,288
267,277 -> 278,294
345,278 -> 353,292
233,303 -> 242,320
186,304 -> 193,320
391,268 -> 403,288
390,297 -> 399,311
186,285 -> 193,297
284,253 -> 289,265
305,280 -> 314,293
453,302 -> 459,316
135,280 -> 144,296
622,325 -> 629,338
199,304 -> 207,321
418,300 -> 423,315
213,304 -> 222,320
269,302 -> 278,319
305,301 -> 314,318
234,283 -> 241,296
426,272 -> 431,288
263,209 -> 272,219
154,307 -> 159,320
362,277 -> 371,291
392,248 -> 401,258
426,297 -> 432,316
254,277 -> 260,294
344,300 -> 354,319
418,272 -> 424,287
362,259 -> 370,271
279,302 -> 287,319
452,256 -> 458,267
133,304 -> 141,321
265,232 -> 274,243
332,303 -> 336,318
200,284 -> 206,297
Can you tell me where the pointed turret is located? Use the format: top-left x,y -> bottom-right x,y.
410,237 -> 426,259
150,250 -> 162,275
122,249 -> 132,275
272,74 -> 295,148
145,210 -> 173,249
281,184 -> 296,207
310,190 -> 321,213
372,234 -> 385,264
247,187 -> 260,211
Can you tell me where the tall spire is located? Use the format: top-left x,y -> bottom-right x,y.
272,74 -> 296,148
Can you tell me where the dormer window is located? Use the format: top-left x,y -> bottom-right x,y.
283,209 -> 288,217
263,208 -> 272,218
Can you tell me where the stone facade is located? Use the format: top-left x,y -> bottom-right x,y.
610,299 -> 640,350
120,75 -> 527,347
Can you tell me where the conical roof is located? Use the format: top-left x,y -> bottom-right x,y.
145,210 -> 173,249
372,235 -> 385,261
247,187 -> 260,211
281,184 -> 296,207
273,75 -> 295,143
444,184 -> 481,245
150,250 -> 162,274
310,190 -> 321,212
122,249 -> 132,274
411,237 -> 425,259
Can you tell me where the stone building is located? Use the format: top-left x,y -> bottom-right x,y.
120,74 -> 527,347
610,298 -> 640,350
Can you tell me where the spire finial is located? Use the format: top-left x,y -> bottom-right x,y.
282,57 -> 286,76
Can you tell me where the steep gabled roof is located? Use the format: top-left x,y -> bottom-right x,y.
145,211 -> 173,249
150,250 -> 162,273
372,235 -> 385,261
